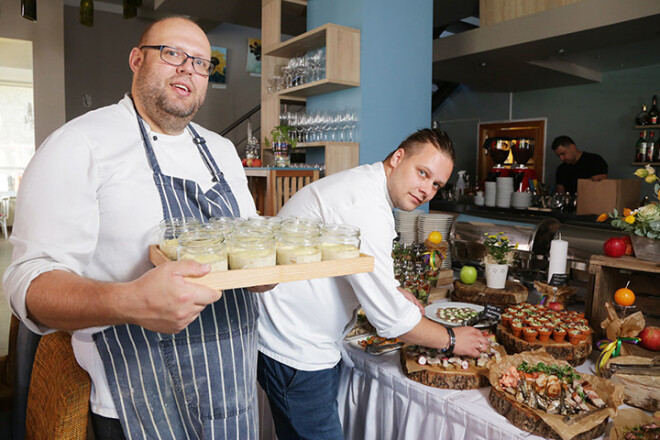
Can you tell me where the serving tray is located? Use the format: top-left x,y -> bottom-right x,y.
149,245 -> 374,290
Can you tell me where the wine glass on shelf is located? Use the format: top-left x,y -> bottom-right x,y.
291,57 -> 306,87
330,113 -> 342,141
347,110 -> 358,142
310,112 -> 321,143
338,110 -> 354,142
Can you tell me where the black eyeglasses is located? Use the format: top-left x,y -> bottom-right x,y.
140,45 -> 215,77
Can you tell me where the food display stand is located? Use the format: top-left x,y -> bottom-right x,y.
336,342 -> 612,440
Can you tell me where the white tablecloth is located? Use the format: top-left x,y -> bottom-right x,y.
337,342 -> 611,440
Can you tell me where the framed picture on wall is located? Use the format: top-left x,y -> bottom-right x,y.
246,38 -> 261,77
210,46 -> 227,89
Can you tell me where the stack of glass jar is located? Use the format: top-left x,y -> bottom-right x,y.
392,242 -> 441,303
157,216 -> 361,273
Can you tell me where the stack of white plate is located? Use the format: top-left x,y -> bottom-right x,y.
417,213 -> 454,269
484,181 -> 497,207
496,177 -> 514,208
511,191 -> 532,209
393,208 -> 424,244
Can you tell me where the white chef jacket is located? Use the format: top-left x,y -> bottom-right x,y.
2,95 -> 256,418
258,162 -> 422,371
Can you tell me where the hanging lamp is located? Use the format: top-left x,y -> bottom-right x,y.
80,0 -> 94,27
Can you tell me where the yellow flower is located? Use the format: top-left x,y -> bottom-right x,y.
623,208 -> 632,217
624,215 -> 636,224
596,213 -> 608,222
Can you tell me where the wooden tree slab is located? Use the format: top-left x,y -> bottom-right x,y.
452,279 -> 528,307
496,324 -> 592,366
400,356 -> 489,389
489,387 -> 608,440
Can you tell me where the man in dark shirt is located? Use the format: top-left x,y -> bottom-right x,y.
552,135 -> 608,194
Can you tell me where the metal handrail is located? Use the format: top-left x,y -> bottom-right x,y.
220,104 -> 261,136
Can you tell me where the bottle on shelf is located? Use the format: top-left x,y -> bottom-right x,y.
649,95 -> 659,125
647,130 -> 656,163
635,104 -> 650,126
635,130 -> 648,163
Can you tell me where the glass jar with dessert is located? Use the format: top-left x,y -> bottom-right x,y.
229,225 -> 277,269
178,228 -> 228,272
276,230 -> 322,265
321,224 -> 361,260
158,217 -> 200,260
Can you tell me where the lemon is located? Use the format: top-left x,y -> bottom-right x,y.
428,231 -> 443,244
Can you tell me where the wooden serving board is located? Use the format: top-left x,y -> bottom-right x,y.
149,245 -> 374,290
400,344 -> 506,390
452,279 -> 528,307
488,387 -> 608,440
496,324 -> 592,366
600,356 -> 660,411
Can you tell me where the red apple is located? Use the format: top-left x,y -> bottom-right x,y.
252,158 -> 262,167
638,326 -> 660,351
547,302 -> 565,311
241,158 -> 247,167
603,237 -> 626,258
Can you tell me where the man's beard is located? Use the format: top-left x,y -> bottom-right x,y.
135,74 -> 205,133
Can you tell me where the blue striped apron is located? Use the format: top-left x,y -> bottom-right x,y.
93,111 -> 258,439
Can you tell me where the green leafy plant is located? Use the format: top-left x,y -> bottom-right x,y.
597,164 -> 660,240
263,125 -> 297,149
483,232 -> 516,265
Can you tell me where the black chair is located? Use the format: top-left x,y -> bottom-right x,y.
12,321 -> 41,440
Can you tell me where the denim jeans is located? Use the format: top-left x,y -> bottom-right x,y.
257,352 -> 343,440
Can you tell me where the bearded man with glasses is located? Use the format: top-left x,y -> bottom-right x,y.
4,16 -> 268,440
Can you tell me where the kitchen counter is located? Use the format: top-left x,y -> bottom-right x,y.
429,200 -> 619,231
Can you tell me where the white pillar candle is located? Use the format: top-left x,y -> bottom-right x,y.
547,238 -> 568,283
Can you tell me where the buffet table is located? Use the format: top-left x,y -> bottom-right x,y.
337,341 -> 611,440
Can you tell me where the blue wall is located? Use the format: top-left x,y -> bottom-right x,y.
307,0 -> 433,166
433,63 -> 660,199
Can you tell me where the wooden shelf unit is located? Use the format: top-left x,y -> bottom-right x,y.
587,255 -> 660,340
263,142 -> 359,176
261,1 -> 360,176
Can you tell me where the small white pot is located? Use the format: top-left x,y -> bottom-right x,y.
485,263 -> 508,289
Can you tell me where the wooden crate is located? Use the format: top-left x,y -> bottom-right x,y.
149,245 -> 374,290
587,255 -> 660,340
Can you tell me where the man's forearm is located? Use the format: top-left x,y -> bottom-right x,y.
25,270 -> 129,331
399,317 -> 450,350
24,260 -> 222,334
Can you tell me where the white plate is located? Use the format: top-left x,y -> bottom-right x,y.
425,302 -> 489,328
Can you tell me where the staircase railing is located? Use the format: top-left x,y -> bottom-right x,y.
220,104 -> 261,152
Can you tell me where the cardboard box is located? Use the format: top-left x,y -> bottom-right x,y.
576,179 -> 641,216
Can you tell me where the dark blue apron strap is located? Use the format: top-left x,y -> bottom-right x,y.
130,97 -> 164,176
187,124 -> 223,184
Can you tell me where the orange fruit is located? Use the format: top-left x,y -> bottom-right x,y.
614,287 -> 635,307
428,231 -> 443,244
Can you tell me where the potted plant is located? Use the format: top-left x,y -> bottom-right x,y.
264,125 -> 297,167
483,232 -> 516,289
597,164 -> 660,262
